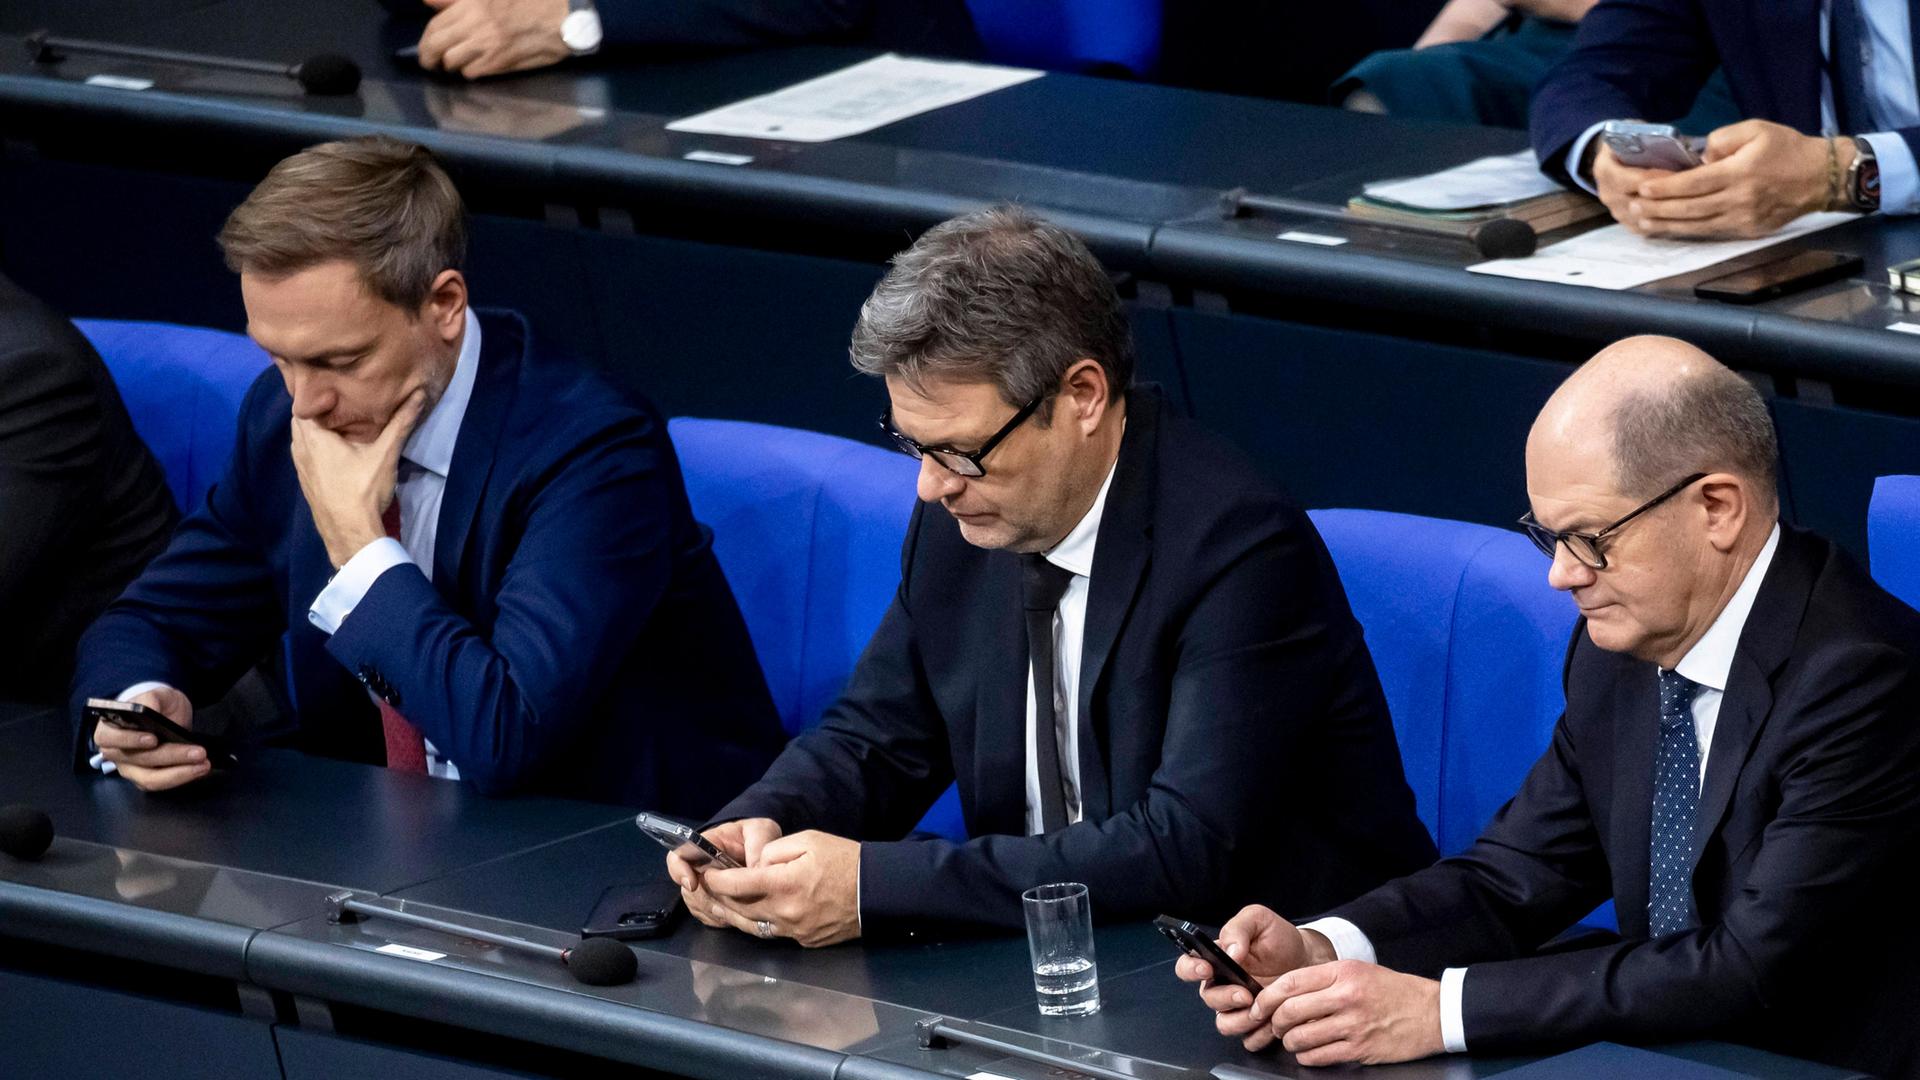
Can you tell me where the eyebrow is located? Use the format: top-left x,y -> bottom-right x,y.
893,416 -> 995,453
260,339 -> 378,367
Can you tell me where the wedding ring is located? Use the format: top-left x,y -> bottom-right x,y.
755,919 -> 774,939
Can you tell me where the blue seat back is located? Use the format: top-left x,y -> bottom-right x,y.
76,319 -> 270,514
1308,509 -> 1577,857
668,418 -> 967,839
1871,476 -> 1920,610
966,0 -> 1161,76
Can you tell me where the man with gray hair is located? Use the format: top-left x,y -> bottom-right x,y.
1181,336 -> 1920,1077
668,205 -> 1437,946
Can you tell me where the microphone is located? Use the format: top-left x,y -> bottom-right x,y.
24,30 -> 362,96
326,891 -> 638,986
1220,186 -> 1538,261
0,805 -> 54,861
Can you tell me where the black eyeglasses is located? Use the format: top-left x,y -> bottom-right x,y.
878,396 -> 1043,478
1519,472 -> 1707,570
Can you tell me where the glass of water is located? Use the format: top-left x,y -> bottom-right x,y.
1022,882 -> 1099,1017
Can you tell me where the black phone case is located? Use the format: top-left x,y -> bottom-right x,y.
87,702 -> 238,767
1153,915 -> 1262,994
582,881 -> 685,940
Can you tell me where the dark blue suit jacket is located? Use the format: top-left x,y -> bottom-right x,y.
1530,0 -> 1920,181
71,310 -> 784,814
1326,526 -> 1920,1077
714,387 -> 1437,933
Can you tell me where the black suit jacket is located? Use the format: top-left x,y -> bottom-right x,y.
0,273 -> 176,702
715,387 -> 1437,932
71,310 -> 784,814
1327,525 -> 1920,1078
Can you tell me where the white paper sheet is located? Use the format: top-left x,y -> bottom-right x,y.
1466,212 -> 1857,290
1362,150 -> 1563,211
666,54 -> 1044,143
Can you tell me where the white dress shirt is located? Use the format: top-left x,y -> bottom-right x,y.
1565,1 -> 1920,215
1302,524 -> 1782,1054
1022,458 -> 1118,835
99,310 -> 485,781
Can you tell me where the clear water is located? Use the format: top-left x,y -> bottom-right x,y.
1032,956 -> 1100,1016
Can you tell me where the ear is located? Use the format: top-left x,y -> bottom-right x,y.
1698,473 -> 1749,553
1058,358 -> 1111,436
423,269 -> 468,344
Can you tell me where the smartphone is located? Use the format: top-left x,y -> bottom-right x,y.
635,812 -> 743,870
582,880 -> 684,940
1694,249 -> 1863,304
84,697 -> 237,768
1600,121 -> 1705,171
1153,915 -> 1262,995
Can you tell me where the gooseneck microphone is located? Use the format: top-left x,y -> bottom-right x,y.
24,30 -> 362,96
0,805 -> 54,861
1220,186 -> 1539,261
326,891 -> 638,987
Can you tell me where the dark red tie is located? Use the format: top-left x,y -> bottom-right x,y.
378,498 -> 428,774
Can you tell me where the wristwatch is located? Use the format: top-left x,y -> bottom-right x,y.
1846,136 -> 1881,212
560,0 -> 602,56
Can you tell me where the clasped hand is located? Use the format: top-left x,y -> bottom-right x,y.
667,818 -> 863,948
1596,119 -> 1846,240
1174,904 -> 1445,1066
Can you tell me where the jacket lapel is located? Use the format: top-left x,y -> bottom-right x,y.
1688,528 -> 1817,873
432,309 -> 522,587
1611,660 -> 1660,936
1073,387 -> 1160,823
975,554 -> 1034,839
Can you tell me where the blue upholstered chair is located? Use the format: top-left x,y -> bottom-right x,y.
667,417 -> 966,839
1870,476 -> 1920,611
75,319 -> 270,514
966,0 -> 1161,77
1309,509 -> 1577,856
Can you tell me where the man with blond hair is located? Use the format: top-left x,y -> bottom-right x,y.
71,136 -> 782,811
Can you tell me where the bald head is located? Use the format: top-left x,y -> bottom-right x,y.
1531,335 -> 1778,510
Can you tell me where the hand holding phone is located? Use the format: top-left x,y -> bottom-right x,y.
86,696 -> 237,773
1600,121 -> 1705,172
1155,915 -> 1263,995
636,812 -> 744,870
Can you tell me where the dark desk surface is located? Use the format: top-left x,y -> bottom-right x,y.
7,1 -> 1920,389
0,700 -> 1864,1080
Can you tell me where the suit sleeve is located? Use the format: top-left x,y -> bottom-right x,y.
0,343 -> 99,632
708,501 -> 957,839
1325,702 -> 1617,977
321,413 -> 683,795
596,0 -> 871,48
1456,641 -> 1920,1052
855,508 -> 1382,932
1529,0 -> 1721,182
66,373 -> 287,758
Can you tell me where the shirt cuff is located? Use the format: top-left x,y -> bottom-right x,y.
308,538 -> 412,635
1439,967 -> 1469,1053
1298,916 -> 1377,964
1861,131 -> 1919,215
88,682 -> 179,774
1564,121 -> 1611,195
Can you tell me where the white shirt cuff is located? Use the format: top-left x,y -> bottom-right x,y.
88,682 -> 179,774
308,538 -> 412,635
1298,916 -> 1377,965
1862,131 -> 1920,215
1439,967 -> 1469,1053
1565,121 -> 1612,195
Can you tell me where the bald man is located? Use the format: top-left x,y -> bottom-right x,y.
1177,337 -> 1920,1077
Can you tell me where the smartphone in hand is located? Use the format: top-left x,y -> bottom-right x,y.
635,812 -> 744,870
1154,915 -> 1263,995
85,697 -> 238,768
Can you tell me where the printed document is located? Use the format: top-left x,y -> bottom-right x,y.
667,54 -> 1044,143
1363,150 -> 1564,211
1467,212 -> 1856,290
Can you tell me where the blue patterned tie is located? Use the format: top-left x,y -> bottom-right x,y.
1648,669 -> 1704,937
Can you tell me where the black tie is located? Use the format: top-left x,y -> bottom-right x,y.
1023,554 -> 1077,834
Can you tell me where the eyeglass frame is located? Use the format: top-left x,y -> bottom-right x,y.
1518,471 -> 1709,570
877,395 -> 1045,478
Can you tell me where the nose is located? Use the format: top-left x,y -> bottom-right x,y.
915,456 -> 965,503
1545,542 -> 1595,593
283,367 -> 335,422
